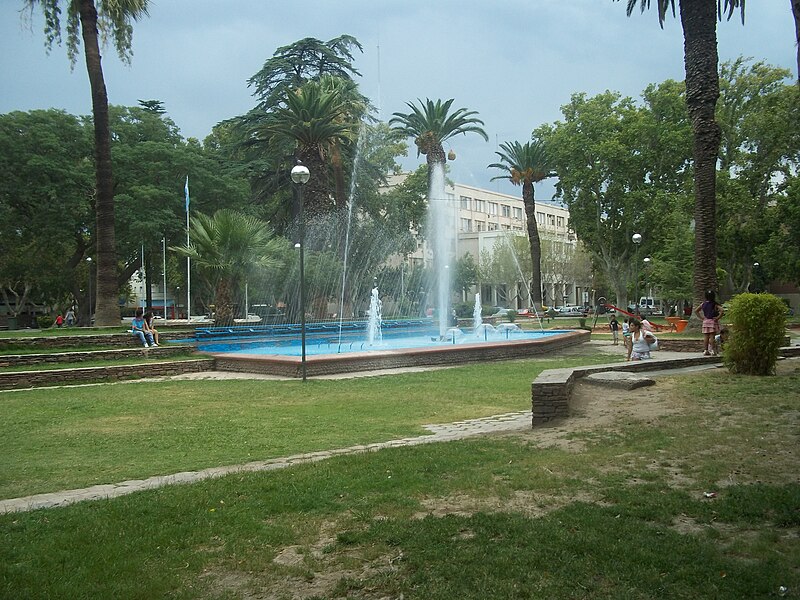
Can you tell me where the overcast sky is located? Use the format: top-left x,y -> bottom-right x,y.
1,1 -> 795,199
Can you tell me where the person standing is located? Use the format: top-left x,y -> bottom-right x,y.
609,315 -> 620,345
65,307 -> 76,327
695,290 -> 724,356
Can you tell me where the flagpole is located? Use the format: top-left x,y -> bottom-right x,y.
185,176 -> 191,321
162,236 -> 167,319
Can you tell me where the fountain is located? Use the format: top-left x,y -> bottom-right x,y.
187,128 -> 587,378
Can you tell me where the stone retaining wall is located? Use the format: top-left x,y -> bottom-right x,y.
0,332 -> 191,351
0,359 -> 215,390
0,345 -> 191,367
531,346 -> 800,426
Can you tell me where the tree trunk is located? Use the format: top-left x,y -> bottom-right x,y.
522,181 -> 543,309
679,0 -> 722,315
78,0 -> 119,326
298,147 -> 333,222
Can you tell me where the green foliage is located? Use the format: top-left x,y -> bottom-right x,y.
724,293 -> 787,375
37,315 -> 54,329
536,85 -> 691,308
389,98 -> 488,161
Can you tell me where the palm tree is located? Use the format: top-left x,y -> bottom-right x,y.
390,99 -> 487,336
256,81 -> 353,219
619,0 -> 745,312
25,0 -> 150,326
488,141 -> 554,310
389,98 -> 488,174
173,210 -> 284,326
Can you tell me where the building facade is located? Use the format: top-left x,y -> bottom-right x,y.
387,175 -> 590,310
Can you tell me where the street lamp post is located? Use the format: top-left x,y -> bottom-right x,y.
643,257 -> 651,315
291,163 -> 311,381
632,233 -> 642,315
86,256 -> 93,326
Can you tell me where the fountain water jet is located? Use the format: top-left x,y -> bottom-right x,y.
473,292 -> 482,334
428,162 -> 454,339
366,285 -> 382,346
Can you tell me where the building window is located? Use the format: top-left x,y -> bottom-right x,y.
547,214 -> 556,226
460,218 -> 472,232
502,224 -> 511,230
474,199 -> 485,212
460,196 -> 471,210
488,222 -> 498,231
475,220 -> 485,231
537,211 -> 545,225
513,207 -> 523,220
556,216 -> 565,228
501,204 -> 511,218
489,202 -> 498,216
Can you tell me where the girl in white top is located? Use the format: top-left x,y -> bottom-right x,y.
627,318 -> 657,361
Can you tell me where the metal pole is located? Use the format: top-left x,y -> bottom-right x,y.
290,163 -> 310,381
162,237 -> 167,318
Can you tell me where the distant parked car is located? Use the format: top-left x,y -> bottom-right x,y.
558,305 -> 587,316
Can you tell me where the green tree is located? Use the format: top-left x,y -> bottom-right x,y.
247,35 -> 364,111
24,0 -> 150,326
619,0 -> 745,311
715,60 -> 799,294
172,210 -> 284,326
0,109 -> 94,319
254,80 -> 353,220
454,253 -> 480,298
108,104 -> 250,299
488,140 -> 554,310
537,92 -> 659,307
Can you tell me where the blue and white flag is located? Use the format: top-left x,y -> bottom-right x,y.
184,176 -> 190,213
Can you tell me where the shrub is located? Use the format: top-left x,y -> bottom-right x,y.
37,315 -> 54,329
724,293 -> 787,375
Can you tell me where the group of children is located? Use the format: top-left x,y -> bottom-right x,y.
131,308 -> 160,348
607,290 -> 726,360
609,314 -> 658,361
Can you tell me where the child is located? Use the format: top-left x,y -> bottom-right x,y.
131,308 -> 155,348
695,290 -> 724,356
143,311 -> 160,347
609,315 -> 619,345
714,327 -> 729,356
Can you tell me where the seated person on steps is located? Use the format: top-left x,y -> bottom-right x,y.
131,308 -> 155,348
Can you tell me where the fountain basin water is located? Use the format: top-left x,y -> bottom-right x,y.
195,324 -> 589,378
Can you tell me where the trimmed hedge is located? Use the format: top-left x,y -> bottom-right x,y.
724,293 -> 787,375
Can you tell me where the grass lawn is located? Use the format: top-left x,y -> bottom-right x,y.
0,354 -> 615,499
0,360 -> 797,598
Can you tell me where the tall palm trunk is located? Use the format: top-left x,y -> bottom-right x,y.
680,0 -> 722,312
298,147 -> 333,222
522,181 -> 543,309
78,0 -> 119,326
